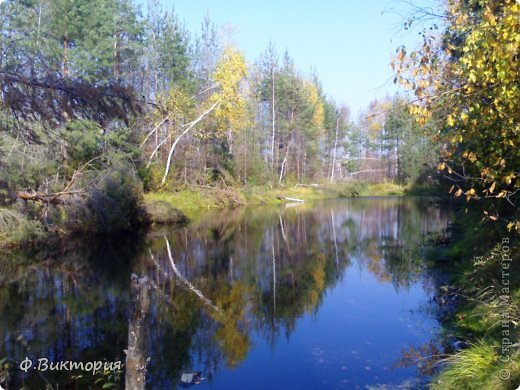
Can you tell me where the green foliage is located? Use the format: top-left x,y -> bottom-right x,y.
427,209 -> 520,390
66,166 -> 145,234
0,133 -> 59,203
61,120 -> 104,169
360,182 -> 403,196
431,341 -> 496,389
156,11 -> 193,92
0,0 -> 450,249
0,208 -> 44,247
0,0 -> 141,81
384,97 -> 439,185
138,161 -> 165,192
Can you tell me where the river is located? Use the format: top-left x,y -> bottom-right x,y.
0,197 -> 453,389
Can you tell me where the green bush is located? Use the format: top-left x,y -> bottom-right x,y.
66,167 -> 145,234
0,208 -> 44,246
138,161 -> 166,192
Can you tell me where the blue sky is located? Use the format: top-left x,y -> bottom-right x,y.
154,0 -> 432,116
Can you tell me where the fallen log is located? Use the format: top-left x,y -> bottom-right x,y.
293,183 -> 321,188
17,190 -> 84,205
276,196 -> 304,203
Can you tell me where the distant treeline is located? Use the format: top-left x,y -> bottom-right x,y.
0,0 -> 438,195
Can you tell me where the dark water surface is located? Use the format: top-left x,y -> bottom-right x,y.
0,197 -> 452,389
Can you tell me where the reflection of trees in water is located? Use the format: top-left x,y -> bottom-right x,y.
333,198 -> 451,289
0,198 -> 451,388
140,197 -> 450,387
0,232 -> 145,389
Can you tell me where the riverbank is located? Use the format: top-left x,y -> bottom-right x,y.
428,210 -> 519,389
0,181 -> 437,249
143,181 -> 437,221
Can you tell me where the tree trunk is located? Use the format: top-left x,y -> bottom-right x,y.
271,68 -> 276,175
279,143 -> 289,184
125,274 -> 151,390
330,116 -> 339,183
161,99 -> 221,184
113,32 -> 120,78
63,35 -> 69,77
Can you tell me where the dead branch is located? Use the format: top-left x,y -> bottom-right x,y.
161,99 -> 221,184
139,115 -> 170,149
17,190 -> 84,205
349,169 -> 388,176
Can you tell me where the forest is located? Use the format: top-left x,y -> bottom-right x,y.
0,0 -> 518,389
0,0 -> 445,241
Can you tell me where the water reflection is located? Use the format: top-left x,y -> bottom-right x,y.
0,197 -> 451,389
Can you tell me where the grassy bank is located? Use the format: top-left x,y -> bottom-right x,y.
0,182 -> 422,248
143,181 -> 428,221
429,211 -> 519,389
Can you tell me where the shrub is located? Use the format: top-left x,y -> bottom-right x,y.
66,167 -> 145,234
0,208 -> 44,246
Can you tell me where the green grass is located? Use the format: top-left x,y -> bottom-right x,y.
143,198 -> 189,225
429,225 -> 520,390
431,341 -> 519,390
145,190 -> 219,220
144,181 -> 435,220
360,182 -> 405,196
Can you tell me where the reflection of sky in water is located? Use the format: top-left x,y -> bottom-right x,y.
200,263 -> 439,389
0,197 -> 450,389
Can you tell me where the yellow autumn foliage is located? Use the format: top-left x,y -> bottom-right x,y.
394,0 -> 520,228
208,47 -> 250,136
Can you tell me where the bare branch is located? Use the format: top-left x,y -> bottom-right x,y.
161,99 -> 221,184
